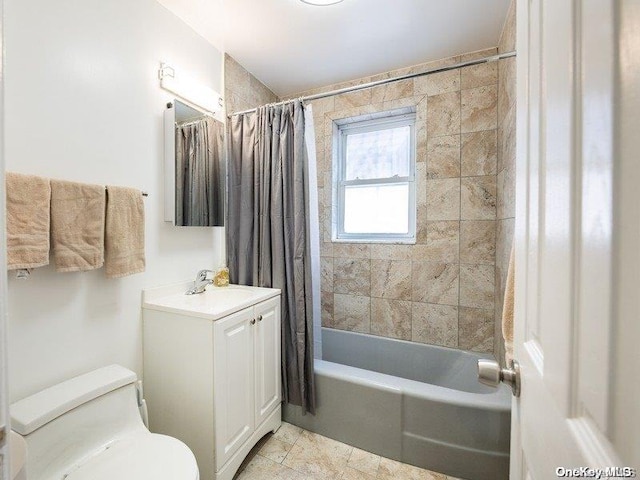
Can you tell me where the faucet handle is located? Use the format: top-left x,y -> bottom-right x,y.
196,269 -> 214,281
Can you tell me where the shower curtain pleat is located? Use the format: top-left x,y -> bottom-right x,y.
227,100 -> 317,414
175,118 -> 224,226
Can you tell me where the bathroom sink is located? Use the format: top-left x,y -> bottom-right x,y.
142,283 -> 280,320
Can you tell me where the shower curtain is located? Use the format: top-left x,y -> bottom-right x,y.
175,117 -> 225,226
227,100 -> 319,414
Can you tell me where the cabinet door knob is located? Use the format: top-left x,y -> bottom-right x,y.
257,315 -> 263,322
250,319 -> 256,325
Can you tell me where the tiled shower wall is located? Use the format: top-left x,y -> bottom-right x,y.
224,54 -> 279,114
224,21 -> 516,356
291,49 -> 503,354
495,0 -> 517,365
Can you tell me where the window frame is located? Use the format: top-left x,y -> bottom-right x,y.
333,112 -> 417,243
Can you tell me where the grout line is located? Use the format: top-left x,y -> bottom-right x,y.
457,67 -> 463,349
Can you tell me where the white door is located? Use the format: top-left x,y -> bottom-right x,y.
213,307 -> 255,469
512,0 -> 640,478
253,297 -> 281,426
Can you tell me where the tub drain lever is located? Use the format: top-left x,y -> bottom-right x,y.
477,359 -> 521,397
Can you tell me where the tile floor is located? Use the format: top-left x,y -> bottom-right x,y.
234,422 -> 463,480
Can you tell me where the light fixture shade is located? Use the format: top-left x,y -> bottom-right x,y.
159,63 -> 222,115
300,0 -> 344,5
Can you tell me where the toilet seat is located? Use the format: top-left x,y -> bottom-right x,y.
64,432 -> 199,480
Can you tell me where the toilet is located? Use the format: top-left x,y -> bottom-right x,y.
10,365 -> 199,480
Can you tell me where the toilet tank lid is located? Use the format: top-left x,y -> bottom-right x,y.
11,365 -> 137,436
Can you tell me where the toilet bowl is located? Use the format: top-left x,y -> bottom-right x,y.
10,365 -> 199,480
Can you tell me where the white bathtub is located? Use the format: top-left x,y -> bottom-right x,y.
283,328 -> 511,480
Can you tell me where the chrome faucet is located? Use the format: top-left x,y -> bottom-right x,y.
185,269 -> 213,295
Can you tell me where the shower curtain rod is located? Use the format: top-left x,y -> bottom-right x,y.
229,51 -> 516,117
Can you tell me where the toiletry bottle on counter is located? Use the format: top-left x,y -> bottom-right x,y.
213,266 -> 229,287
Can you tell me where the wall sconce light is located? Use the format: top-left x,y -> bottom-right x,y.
158,63 -> 223,115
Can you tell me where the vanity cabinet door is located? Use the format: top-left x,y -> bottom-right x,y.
213,307 -> 255,470
253,297 -> 281,427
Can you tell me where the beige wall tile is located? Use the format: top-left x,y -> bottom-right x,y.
461,85 -> 498,133
333,243 -> 370,258
416,97 -> 429,161
497,164 -> 516,219
411,303 -> 458,348
460,62 -> 498,90
333,294 -> 371,333
414,69 -> 460,97
498,57 -> 516,118
321,257 -> 333,292
334,258 -> 371,296
459,47 -> 498,62
370,244 -> 413,260
426,178 -> 461,220
370,79 -> 414,103
458,307 -> 494,353
461,176 -> 497,220
497,102 -> 516,174
460,264 -> 495,309
461,130 -> 497,176
371,259 -> 412,300
460,220 -> 496,264
371,298 -> 412,340
426,91 -> 461,137
411,262 -> 459,305
427,134 -> 461,179
225,54 -> 250,94
281,46 -> 507,354
320,241 -> 333,258
321,291 -> 334,327
412,221 -> 460,262
334,89 -> 373,110
498,0 -> 516,53
416,162 -> 427,205
382,96 -> 419,111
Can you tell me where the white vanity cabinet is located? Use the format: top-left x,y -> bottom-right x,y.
142,284 -> 281,480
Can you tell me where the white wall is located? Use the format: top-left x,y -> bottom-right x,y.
4,0 -> 225,402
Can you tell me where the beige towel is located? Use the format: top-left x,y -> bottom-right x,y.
51,180 -> 105,272
105,186 -> 145,278
502,245 -> 515,364
6,172 -> 51,270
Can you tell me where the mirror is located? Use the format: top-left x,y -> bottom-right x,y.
164,99 -> 225,226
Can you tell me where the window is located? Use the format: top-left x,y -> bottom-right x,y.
334,113 -> 416,242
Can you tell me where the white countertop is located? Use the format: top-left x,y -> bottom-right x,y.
142,281 -> 280,321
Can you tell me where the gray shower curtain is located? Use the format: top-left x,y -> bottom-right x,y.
227,100 -> 316,414
175,117 -> 225,226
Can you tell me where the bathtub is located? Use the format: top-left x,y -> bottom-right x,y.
283,328 -> 511,480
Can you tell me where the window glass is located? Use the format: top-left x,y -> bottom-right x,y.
344,126 -> 411,180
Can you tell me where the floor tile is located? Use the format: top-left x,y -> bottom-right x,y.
282,430 -> 353,479
347,448 -> 381,476
258,435 -> 294,463
378,457 -> 447,480
235,425 -> 458,480
273,421 -> 303,445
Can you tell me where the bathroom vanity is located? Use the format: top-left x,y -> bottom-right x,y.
142,283 -> 282,480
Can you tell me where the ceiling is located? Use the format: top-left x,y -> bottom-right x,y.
157,0 -> 512,97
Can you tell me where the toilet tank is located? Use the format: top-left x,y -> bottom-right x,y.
10,365 -> 148,480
